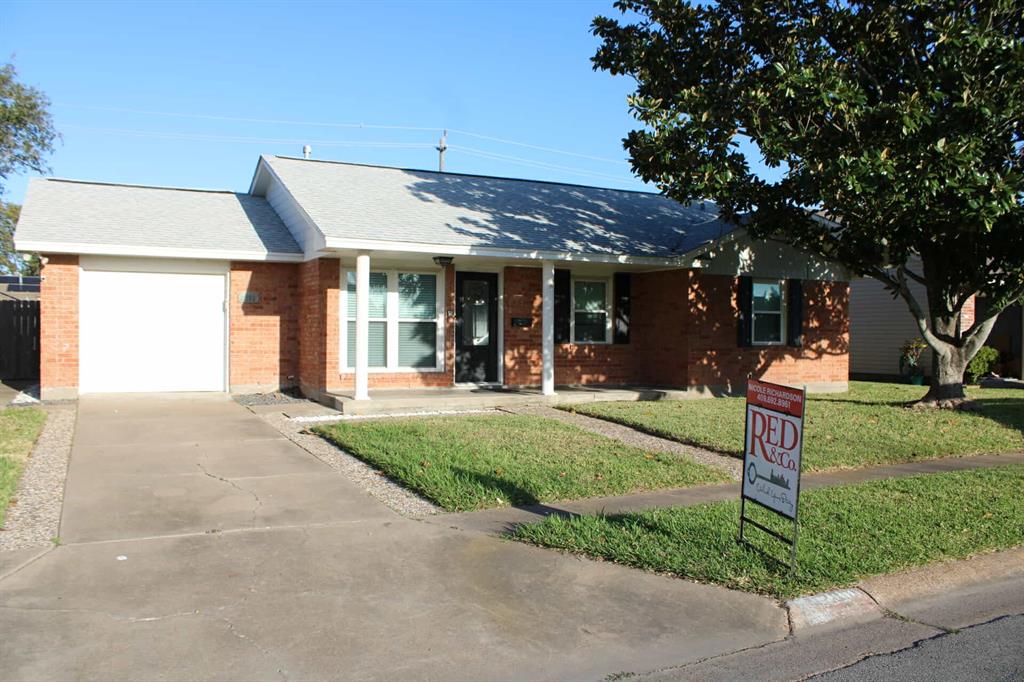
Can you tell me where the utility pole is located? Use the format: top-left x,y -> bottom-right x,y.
436,130 -> 448,172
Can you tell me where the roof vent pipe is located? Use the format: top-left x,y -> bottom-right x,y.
302,145 -> 312,159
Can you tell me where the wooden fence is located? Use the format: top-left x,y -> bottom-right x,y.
0,300 -> 40,380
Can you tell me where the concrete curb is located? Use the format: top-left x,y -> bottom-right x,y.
859,546 -> 1024,610
787,588 -> 883,631
786,547 -> 1024,633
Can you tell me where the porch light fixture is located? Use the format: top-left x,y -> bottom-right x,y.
432,256 -> 454,267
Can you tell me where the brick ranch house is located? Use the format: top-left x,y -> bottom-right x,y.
15,155 -> 850,402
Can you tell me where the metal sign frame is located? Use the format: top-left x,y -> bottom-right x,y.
738,379 -> 806,574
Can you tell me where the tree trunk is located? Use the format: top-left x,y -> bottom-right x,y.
922,346 -> 968,403
882,254 -> 1004,409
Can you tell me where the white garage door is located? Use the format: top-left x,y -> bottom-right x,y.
79,265 -> 227,393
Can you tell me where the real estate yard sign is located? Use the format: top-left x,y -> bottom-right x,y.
739,379 -> 806,571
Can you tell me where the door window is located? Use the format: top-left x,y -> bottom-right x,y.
462,279 -> 491,347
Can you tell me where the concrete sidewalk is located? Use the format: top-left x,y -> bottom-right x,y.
0,394 -> 788,681
434,451 -> 1023,535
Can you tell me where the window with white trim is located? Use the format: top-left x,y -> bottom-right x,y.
345,272 -> 388,368
342,269 -> 444,371
572,278 -> 611,343
751,280 -> 786,345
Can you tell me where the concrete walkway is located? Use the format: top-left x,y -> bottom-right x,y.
433,451 -> 1023,535
0,394 -> 787,681
506,404 -> 742,479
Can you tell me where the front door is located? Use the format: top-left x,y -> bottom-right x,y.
455,272 -> 499,383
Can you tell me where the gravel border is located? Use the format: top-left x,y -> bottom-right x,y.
0,405 -> 76,551
506,405 -> 742,480
257,410 -> 441,517
233,391 -> 310,406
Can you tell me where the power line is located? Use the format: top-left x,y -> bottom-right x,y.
58,124 -> 436,149
448,129 -> 629,166
56,103 -> 631,166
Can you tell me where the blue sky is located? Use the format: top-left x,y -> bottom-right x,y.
2,0 -> 669,205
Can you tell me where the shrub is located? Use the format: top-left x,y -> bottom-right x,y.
899,338 -> 928,376
967,346 -> 1001,384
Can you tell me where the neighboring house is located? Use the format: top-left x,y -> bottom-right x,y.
847,256 -> 1022,380
0,275 -> 41,301
975,298 -> 1022,380
15,155 -> 850,401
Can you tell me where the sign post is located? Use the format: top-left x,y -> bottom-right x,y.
738,379 -> 806,573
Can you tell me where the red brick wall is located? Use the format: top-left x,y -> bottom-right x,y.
684,274 -> 850,389
333,264 -> 456,390
503,266 -> 637,386
39,254 -> 79,398
229,262 -> 299,392
297,258 -> 339,398
502,267 -> 543,386
961,295 -> 976,330
501,267 -> 848,390
631,269 -> 691,386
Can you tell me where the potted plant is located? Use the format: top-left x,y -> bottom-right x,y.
899,338 -> 928,385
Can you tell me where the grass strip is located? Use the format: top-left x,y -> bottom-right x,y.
511,464 -> 1024,600
0,407 -> 47,527
314,413 -> 728,512
565,382 -> 1024,471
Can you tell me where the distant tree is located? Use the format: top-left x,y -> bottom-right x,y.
0,61 -> 57,274
0,202 -> 28,274
593,0 -> 1024,406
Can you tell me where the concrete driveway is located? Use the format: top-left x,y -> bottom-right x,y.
0,395 -> 787,681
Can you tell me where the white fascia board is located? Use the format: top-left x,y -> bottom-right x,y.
678,229 -> 747,267
247,155 -> 272,196
256,158 -> 329,260
15,240 -> 304,263
321,236 -> 683,266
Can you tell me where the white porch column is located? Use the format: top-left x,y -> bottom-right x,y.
541,260 -> 556,396
354,251 -> 371,401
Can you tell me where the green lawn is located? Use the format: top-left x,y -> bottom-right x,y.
314,414 -> 728,512
0,407 -> 47,527
564,382 -> 1024,471
512,464 -> 1024,600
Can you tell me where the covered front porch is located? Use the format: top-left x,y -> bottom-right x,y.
332,246 -> 655,402
323,384 -> 708,416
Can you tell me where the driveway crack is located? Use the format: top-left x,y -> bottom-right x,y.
0,604 -> 201,623
196,462 -> 263,527
216,614 -> 290,681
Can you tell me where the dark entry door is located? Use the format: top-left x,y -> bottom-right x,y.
455,272 -> 499,383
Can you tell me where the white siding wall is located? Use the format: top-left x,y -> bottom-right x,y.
700,234 -> 849,281
849,257 -> 932,376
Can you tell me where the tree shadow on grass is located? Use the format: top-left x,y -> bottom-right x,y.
968,396 -> 1024,439
809,397 -> 910,407
808,389 -> 1024,442
451,466 -> 588,533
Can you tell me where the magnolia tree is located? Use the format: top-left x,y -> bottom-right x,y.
593,0 -> 1024,405
0,62 -> 57,274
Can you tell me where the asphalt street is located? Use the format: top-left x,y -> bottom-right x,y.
813,614 -> 1024,682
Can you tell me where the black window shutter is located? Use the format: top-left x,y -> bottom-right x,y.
787,279 -> 804,347
554,269 -> 571,344
737,276 -> 753,347
613,272 -> 631,344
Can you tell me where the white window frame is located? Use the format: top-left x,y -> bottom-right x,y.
570,277 -> 612,345
750,278 -> 787,347
340,267 -> 446,372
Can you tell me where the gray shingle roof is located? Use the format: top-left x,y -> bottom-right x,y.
262,156 -> 735,258
16,178 -> 301,256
